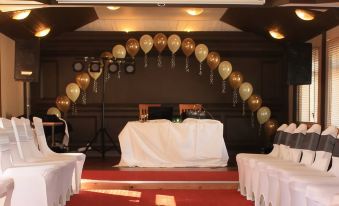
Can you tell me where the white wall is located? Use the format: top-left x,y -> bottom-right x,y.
0,33 -> 24,118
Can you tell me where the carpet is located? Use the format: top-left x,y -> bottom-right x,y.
67,189 -> 252,206
82,170 -> 238,181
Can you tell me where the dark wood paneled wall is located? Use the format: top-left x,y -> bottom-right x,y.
31,31 -> 288,165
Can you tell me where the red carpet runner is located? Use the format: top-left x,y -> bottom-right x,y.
68,189 -> 252,206
82,170 -> 239,181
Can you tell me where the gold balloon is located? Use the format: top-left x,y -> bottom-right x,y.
153,33 -> 167,53
76,72 -> 90,91
126,38 -> 140,58
257,106 -> 271,125
239,82 -> 253,101
56,95 -> 71,113
88,68 -> 102,80
195,44 -> 209,63
47,107 -> 61,118
247,94 -> 262,112
229,71 -> 244,90
168,34 -> 181,54
112,44 -> 126,59
100,51 -> 113,59
206,52 -> 220,71
139,34 -> 153,54
66,83 -> 80,103
181,38 -> 195,57
264,119 -> 278,138
218,61 -> 232,80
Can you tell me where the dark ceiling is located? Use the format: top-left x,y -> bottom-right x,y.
0,2 -> 338,42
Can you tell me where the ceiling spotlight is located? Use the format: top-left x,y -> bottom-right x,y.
295,9 -> 315,21
107,6 -> 120,10
108,62 -> 119,73
125,63 -> 136,74
35,27 -> 51,37
269,29 -> 285,40
186,8 -> 204,16
89,61 -> 101,72
72,62 -> 84,72
12,10 -> 31,20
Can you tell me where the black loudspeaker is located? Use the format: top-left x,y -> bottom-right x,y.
286,43 -> 312,85
14,39 -> 40,82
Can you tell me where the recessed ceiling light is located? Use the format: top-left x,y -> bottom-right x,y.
107,6 -> 120,10
12,10 -> 31,20
35,27 -> 51,37
269,29 -> 285,39
295,9 -> 315,21
186,8 -> 204,16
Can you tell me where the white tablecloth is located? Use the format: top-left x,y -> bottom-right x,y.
118,118 -> 229,167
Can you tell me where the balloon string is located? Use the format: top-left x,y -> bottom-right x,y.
118,64 -> 121,79
242,101 -> 245,116
259,124 -> 262,137
144,54 -> 148,68
72,102 -> 77,115
171,53 -> 175,69
157,54 -> 162,68
185,56 -> 190,72
232,90 -> 238,107
251,112 -> 255,128
93,80 -> 98,93
222,80 -> 226,94
209,70 -> 214,85
104,68 -> 110,82
82,91 -> 87,105
199,63 -> 203,76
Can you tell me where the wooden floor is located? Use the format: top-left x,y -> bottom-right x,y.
81,157 -> 239,190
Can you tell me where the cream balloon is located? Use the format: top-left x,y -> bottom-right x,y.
218,61 -> 232,80
47,107 -> 61,118
66,83 -> 80,103
195,44 -> 209,63
239,82 -> 253,101
88,68 -> 102,80
257,106 -> 271,125
168,34 -> 181,54
112,44 -> 126,59
139,34 -> 154,54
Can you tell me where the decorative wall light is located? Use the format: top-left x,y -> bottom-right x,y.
124,62 -> 136,74
20,70 -> 33,76
269,29 -> 285,39
89,61 -> 101,72
35,27 -> 51,37
186,8 -> 204,16
72,62 -> 84,72
12,10 -> 31,20
107,6 -> 120,10
295,9 -> 315,21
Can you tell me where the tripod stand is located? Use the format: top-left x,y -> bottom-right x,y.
85,68 -> 121,158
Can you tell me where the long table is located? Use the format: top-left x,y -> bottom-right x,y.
118,118 -> 229,167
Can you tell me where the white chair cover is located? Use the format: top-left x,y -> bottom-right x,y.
33,117 -> 86,194
236,123 -> 289,198
0,128 -> 61,206
11,117 -> 76,205
265,126 -> 337,206
305,184 -> 339,206
0,175 -> 14,206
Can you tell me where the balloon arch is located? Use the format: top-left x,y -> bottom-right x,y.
47,33 -> 278,137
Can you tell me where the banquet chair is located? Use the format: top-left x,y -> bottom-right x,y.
254,124 -> 320,206
242,123 -> 297,200
259,125 -> 337,206
0,128 -> 61,206
248,123 -> 307,204
0,173 -> 14,206
287,131 -> 339,206
10,117 -> 76,205
179,104 -> 202,115
138,104 -> 161,118
237,123 -> 288,196
32,117 -> 86,194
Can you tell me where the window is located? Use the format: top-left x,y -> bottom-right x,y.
327,38 -> 339,127
297,48 -> 319,123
